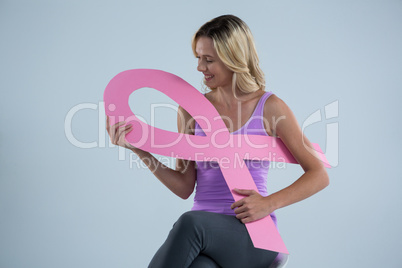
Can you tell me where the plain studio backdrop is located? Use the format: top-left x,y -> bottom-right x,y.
1,0 -> 401,267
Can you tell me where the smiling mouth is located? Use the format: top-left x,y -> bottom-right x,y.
205,75 -> 214,81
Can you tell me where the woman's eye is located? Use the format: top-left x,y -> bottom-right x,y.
195,56 -> 212,63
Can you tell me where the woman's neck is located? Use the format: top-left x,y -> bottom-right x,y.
210,86 -> 256,109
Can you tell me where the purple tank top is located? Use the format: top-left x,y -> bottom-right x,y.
191,91 -> 277,226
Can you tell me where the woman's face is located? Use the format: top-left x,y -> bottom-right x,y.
195,36 -> 233,90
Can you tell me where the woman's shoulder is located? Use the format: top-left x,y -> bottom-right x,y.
264,92 -> 288,114
263,92 -> 295,137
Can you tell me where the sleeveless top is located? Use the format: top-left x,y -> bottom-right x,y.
191,91 -> 277,226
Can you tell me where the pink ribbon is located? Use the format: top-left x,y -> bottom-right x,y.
104,69 -> 330,254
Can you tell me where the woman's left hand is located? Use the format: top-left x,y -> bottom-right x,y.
230,189 -> 276,224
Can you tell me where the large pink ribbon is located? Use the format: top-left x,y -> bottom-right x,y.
104,69 -> 330,254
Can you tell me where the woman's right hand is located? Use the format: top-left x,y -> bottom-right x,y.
106,115 -> 137,150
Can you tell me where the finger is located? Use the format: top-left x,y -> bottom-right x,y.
113,121 -> 128,140
113,121 -> 126,129
121,124 -> 133,136
116,124 -> 132,144
109,120 -> 126,138
118,125 -> 133,144
235,212 -> 249,220
240,217 -> 252,224
232,188 -> 255,196
113,123 -> 125,144
235,212 -> 254,224
234,206 -> 247,215
106,115 -> 113,134
106,115 -> 115,134
230,198 -> 245,209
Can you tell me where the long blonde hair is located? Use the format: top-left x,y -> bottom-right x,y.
191,15 -> 266,98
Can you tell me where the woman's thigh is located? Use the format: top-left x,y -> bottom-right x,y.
183,211 -> 278,268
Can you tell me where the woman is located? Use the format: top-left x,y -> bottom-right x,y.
107,14 -> 329,268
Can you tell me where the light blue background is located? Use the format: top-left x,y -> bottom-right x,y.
1,0 -> 401,267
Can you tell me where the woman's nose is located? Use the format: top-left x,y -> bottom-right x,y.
197,60 -> 207,72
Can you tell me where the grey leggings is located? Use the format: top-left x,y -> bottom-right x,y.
148,211 -> 278,268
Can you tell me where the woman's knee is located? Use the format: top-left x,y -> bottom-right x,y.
174,211 -> 206,230
189,254 -> 220,268
173,211 -> 208,233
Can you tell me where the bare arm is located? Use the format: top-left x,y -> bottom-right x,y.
231,94 -> 329,223
265,94 -> 330,210
106,107 -> 196,199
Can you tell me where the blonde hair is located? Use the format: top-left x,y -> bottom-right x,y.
191,15 -> 266,98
